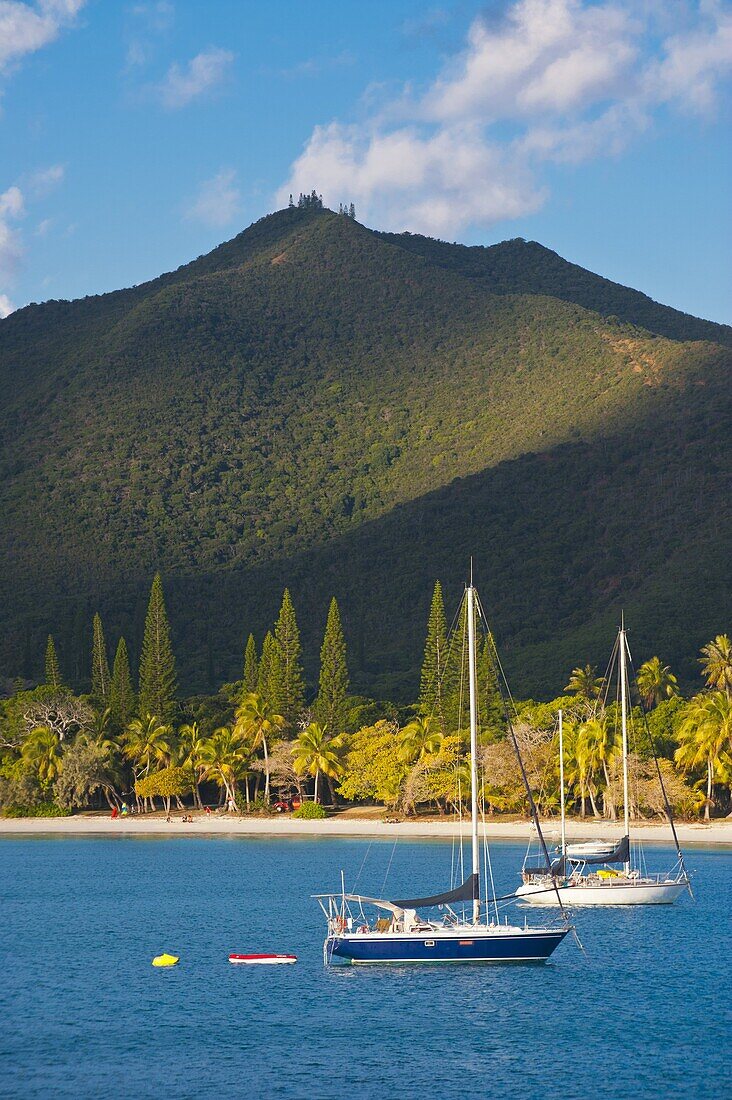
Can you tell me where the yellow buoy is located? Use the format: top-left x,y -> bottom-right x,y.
152,953 -> 179,967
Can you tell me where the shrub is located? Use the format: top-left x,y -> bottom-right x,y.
1,802 -> 71,818
292,800 -> 327,819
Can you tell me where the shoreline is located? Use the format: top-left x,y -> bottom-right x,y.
1,813 -> 731,847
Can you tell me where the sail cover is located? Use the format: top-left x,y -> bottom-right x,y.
392,872 -> 479,910
527,835 -> 631,877
573,835 -> 630,866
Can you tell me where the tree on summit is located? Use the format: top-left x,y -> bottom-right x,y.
297,190 -> 323,209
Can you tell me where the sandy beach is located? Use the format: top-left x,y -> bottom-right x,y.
1,811 -> 730,847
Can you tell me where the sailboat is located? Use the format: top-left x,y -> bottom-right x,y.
516,620 -> 691,906
315,582 -> 571,964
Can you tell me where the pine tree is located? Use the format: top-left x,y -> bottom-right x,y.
257,631 -> 275,700
45,634 -> 62,688
478,632 -> 505,736
315,597 -> 349,732
91,612 -> 111,705
443,597 -> 469,733
242,633 -> 259,693
419,581 -> 448,725
273,589 -> 305,727
138,572 -> 177,720
110,637 -> 135,729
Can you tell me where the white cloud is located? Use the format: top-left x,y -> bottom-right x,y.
280,122 -> 543,237
35,216 -> 52,235
279,1 -> 732,237
184,168 -> 241,228
28,162 -> 64,196
0,292 -> 16,317
125,1 -> 174,69
0,185 -> 24,300
0,0 -> 85,74
643,5 -> 732,112
156,46 -> 233,109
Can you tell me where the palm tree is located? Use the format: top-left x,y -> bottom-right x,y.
565,664 -> 603,702
234,692 -> 285,803
200,726 -> 249,808
676,692 -> 732,821
398,716 -> 444,816
122,714 -> 174,809
398,715 -> 443,763
699,635 -> 732,699
292,722 -> 344,803
21,725 -> 63,788
635,656 -> 679,710
178,722 -> 207,808
579,716 -> 621,819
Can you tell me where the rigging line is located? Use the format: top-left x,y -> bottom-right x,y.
594,633 -> 620,719
479,607 -> 569,918
625,640 -> 694,897
479,778 -> 500,924
380,836 -> 398,898
350,840 -> 373,895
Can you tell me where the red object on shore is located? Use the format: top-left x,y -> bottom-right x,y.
228,953 -> 297,965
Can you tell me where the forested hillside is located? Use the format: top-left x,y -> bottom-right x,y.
0,205 -> 729,699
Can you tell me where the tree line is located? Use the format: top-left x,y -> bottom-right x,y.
1,576 -> 730,821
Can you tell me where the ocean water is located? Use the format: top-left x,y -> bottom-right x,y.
0,836 -> 729,1100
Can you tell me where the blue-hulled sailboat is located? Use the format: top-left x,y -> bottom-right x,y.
315,581 -> 571,965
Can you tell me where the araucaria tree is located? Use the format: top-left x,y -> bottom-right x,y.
242,633 -> 259,694
45,635 -> 62,688
315,598 -> 349,732
110,638 -> 135,729
419,581 -> 448,726
273,589 -> 304,728
91,613 -> 111,706
138,573 -> 177,720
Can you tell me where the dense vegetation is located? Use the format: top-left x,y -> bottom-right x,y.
1,578 -> 729,821
0,205 -> 729,702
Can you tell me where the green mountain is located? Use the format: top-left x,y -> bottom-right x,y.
0,206 -> 729,699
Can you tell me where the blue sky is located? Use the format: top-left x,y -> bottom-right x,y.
1,0 -> 731,323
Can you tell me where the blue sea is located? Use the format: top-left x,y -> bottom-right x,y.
0,836 -> 729,1100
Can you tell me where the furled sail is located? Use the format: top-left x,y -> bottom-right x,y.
392,872 -> 479,910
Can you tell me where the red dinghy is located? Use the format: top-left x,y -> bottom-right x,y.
228,953 -> 297,965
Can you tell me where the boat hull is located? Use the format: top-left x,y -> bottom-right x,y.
228,953 -> 297,964
516,879 -> 687,906
326,927 -> 569,964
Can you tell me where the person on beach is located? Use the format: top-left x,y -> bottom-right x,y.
111,807 -> 118,819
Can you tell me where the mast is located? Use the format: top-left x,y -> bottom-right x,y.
619,615 -> 631,875
558,709 -> 566,863
466,583 -> 481,924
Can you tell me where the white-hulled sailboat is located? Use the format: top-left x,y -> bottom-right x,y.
315,581 -> 572,964
516,619 -> 692,906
